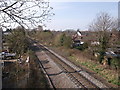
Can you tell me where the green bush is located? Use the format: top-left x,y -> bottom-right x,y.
54,33 -> 72,48
75,42 -> 88,51
75,46 -> 83,50
111,57 -> 119,70
63,35 -> 72,48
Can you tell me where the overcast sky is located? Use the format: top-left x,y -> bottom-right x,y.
44,2 -> 118,31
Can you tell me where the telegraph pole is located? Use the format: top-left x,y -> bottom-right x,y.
0,28 -> 3,90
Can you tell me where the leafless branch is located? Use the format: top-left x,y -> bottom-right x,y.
89,12 -> 116,32
0,0 -> 54,29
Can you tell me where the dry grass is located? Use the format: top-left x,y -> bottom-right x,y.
49,46 -> 119,87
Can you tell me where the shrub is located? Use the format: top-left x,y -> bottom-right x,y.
6,27 -> 30,57
54,33 -> 72,48
54,33 -> 63,46
63,35 -> 72,48
98,50 -> 105,64
111,57 -> 119,70
75,42 -> 88,51
36,31 -> 54,45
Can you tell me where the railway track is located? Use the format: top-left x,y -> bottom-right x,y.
37,44 -> 109,89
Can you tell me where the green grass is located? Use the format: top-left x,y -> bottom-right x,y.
68,55 -> 119,86
49,46 -> 119,87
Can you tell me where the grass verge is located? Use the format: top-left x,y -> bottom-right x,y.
69,55 -> 119,86
49,46 -> 119,87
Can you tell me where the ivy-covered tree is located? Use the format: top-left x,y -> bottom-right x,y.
89,12 -> 116,64
6,27 -> 30,57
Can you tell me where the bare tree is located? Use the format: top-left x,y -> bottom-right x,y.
89,12 -> 114,31
89,12 -> 116,64
0,0 -> 54,29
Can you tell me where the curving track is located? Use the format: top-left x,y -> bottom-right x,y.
36,43 -> 109,89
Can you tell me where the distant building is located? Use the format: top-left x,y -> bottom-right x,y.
3,29 -> 12,35
91,41 -> 100,45
72,30 -> 85,47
